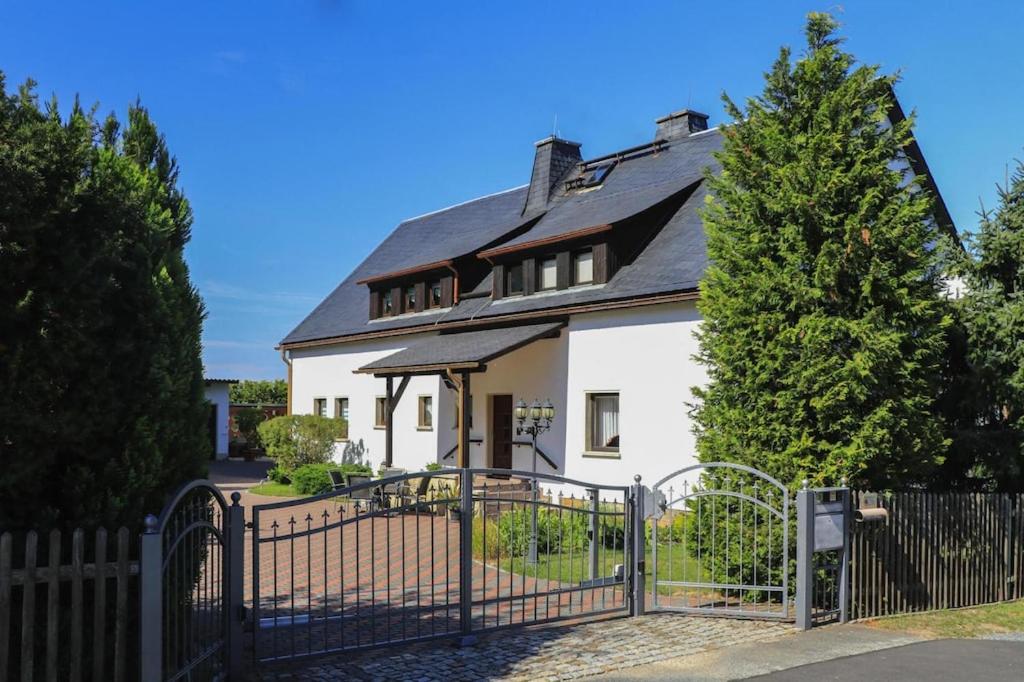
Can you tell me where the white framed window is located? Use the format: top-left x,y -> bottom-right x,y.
313,398 -> 328,418
418,395 -> 433,430
538,257 -> 557,291
375,396 -> 387,429
586,392 -> 619,454
334,397 -> 349,439
573,249 -> 593,286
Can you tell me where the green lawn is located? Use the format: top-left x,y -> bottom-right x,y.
248,481 -> 298,497
478,543 -> 705,592
867,600 -> 1024,638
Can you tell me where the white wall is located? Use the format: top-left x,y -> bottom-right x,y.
562,302 -> 706,490
289,334 -> 442,472
288,300 -> 707,490
203,382 -> 231,459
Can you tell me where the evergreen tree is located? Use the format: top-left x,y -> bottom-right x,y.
952,160 -> 1024,491
692,14 -> 950,490
0,75 -> 208,530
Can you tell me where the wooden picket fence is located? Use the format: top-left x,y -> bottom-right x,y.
850,491 -> 1024,620
0,527 -> 138,682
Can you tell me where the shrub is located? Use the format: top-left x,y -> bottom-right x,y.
290,462 -> 374,496
258,415 -> 345,471
291,464 -> 335,496
266,466 -> 290,484
235,407 -> 266,448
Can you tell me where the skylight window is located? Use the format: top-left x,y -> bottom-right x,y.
567,161 -> 617,190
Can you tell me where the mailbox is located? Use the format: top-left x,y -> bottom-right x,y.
854,507 -> 888,523
813,499 -> 846,551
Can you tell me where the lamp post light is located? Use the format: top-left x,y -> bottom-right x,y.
516,398 -> 554,565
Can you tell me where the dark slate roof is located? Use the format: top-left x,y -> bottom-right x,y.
281,129 -> 723,346
356,322 -> 565,374
493,132 -> 718,251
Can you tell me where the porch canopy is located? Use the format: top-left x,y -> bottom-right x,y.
355,321 -> 565,467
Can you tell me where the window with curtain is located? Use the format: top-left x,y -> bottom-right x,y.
314,398 -> 327,418
573,249 -> 593,285
587,392 -> 619,453
334,397 -> 349,438
429,281 -> 442,308
418,396 -> 433,429
538,257 -> 557,291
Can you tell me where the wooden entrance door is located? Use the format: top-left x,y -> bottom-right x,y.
490,395 -> 513,469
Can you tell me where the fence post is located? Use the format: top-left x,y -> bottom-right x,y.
139,514 -> 162,681
839,481 -> 851,624
458,468 -> 477,646
226,493 -> 244,679
588,488 -> 599,582
632,475 -> 645,617
795,481 -> 814,630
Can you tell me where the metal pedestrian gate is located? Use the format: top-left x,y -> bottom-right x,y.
648,463 -> 791,619
140,481 -> 244,681
249,468 -> 635,664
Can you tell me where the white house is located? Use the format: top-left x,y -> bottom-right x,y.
279,103 -> 953,489
203,378 -> 235,460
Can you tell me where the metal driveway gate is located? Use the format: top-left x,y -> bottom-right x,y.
649,463 -> 790,619
249,468 -> 634,664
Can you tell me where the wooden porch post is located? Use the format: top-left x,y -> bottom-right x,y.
458,371 -> 471,468
385,376 -> 394,467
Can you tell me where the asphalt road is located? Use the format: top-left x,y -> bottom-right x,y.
748,639 -> 1024,681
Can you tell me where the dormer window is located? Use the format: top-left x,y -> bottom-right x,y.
404,285 -> 416,312
506,263 -> 524,296
538,257 -> 557,291
573,248 -> 594,286
382,290 -> 393,315
429,281 -> 442,308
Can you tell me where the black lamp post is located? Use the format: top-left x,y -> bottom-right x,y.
516,398 -> 554,564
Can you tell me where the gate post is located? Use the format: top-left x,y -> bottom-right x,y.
458,468 -> 477,646
226,492 -> 245,679
795,481 -> 814,630
588,488 -> 599,582
140,514 -> 162,681
631,475 -> 645,617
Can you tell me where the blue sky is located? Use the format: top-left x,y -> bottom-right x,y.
3,1 -> 1022,379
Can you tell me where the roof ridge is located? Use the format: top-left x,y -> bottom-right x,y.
400,184 -> 528,224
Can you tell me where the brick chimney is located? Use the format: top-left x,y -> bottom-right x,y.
522,136 -> 582,216
655,109 -> 709,141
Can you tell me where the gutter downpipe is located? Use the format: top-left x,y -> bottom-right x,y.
280,348 -> 293,415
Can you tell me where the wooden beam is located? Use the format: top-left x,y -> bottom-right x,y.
458,371 -> 471,468
385,377 -> 394,467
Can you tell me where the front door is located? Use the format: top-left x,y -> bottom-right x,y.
490,394 -> 513,469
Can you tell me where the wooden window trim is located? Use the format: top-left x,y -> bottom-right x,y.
584,391 -> 620,456
374,396 -> 387,429
417,395 -> 434,431
313,397 -> 328,418
334,397 -> 350,440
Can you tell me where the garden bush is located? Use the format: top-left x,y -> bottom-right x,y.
257,414 -> 346,471
472,504 -> 625,560
234,407 -> 266,448
290,462 -> 373,496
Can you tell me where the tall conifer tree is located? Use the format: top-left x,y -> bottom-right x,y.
953,160 -> 1024,491
692,14 -> 950,489
0,76 -> 208,529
